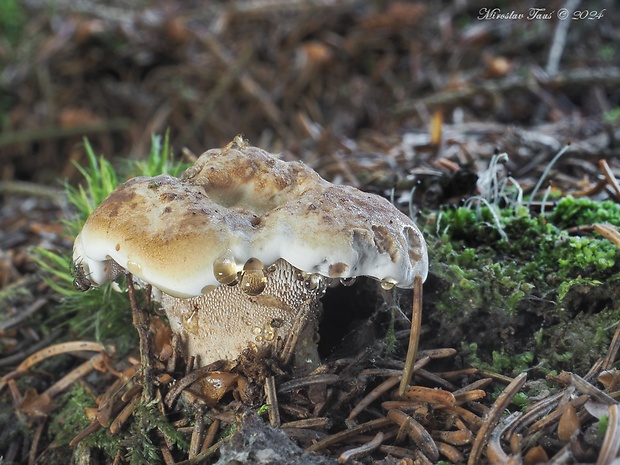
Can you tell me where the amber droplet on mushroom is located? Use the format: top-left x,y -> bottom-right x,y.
182,308 -> 200,334
340,277 -> 356,286
127,260 -> 142,276
213,250 -> 238,285
305,273 -> 323,290
380,279 -> 396,290
240,258 -> 267,296
201,285 -> 216,295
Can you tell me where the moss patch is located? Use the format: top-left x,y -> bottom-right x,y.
423,197 -> 620,374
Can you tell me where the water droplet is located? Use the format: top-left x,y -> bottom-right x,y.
244,257 -> 263,271
380,279 -> 396,290
213,250 -> 238,284
325,278 -> 339,288
263,325 -> 275,341
340,277 -> 356,286
305,274 -> 322,290
201,285 -> 216,295
127,260 -> 142,275
240,258 -> 266,296
182,308 -> 200,334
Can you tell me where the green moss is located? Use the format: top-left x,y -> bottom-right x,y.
491,350 -> 534,374
511,392 -> 531,410
48,385 -> 96,446
462,342 -> 534,376
428,196 -> 620,373
0,0 -> 26,47
124,401 -> 189,464
551,196 -> 620,228
598,414 -> 609,436
48,387 -> 190,463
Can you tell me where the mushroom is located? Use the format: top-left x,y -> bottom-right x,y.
73,137 -> 428,368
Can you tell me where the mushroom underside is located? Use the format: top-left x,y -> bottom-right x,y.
159,258 -> 325,367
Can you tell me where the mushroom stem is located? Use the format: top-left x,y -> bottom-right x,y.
399,274 -> 423,396
127,273 -> 154,402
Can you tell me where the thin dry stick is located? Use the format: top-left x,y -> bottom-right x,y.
109,395 -> 140,435
97,376 -> 131,426
386,409 -> 438,461
602,318 -> 620,371
468,372 -> 527,465
121,383 -> 142,403
70,419 -> 103,446
594,224 -> 620,249
189,413 -> 205,459
337,432 -> 384,464
160,444 -> 176,465
393,416 -> 410,445
546,0 -> 580,75
433,428 -> 473,447
193,29 -> 291,140
454,390 -> 486,405
127,273 -> 154,401
306,417 -> 392,453
15,341 -> 106,372
452,378 -> 493,395
570,372 -> 616,404
436,441 -> 464,463
281,417 -> 331,429
511,391 -> 563,436
599,159 -> 620,199
485,411 -> 522,464
178,438 -> 229,465
348,376 -> 400,421
450,405 -> 483,431
265,376 -> 281,427
200,419 -> 220,453
596,404 -> 620,465
401,385 -> 456,407
277,374 -> 340,393
1,298 -> 48,331
399,274 -> 423,396
279,305 -> 314,366
28,420 -> 46,465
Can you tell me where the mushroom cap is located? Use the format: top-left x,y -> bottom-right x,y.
74,139 -> 428,298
